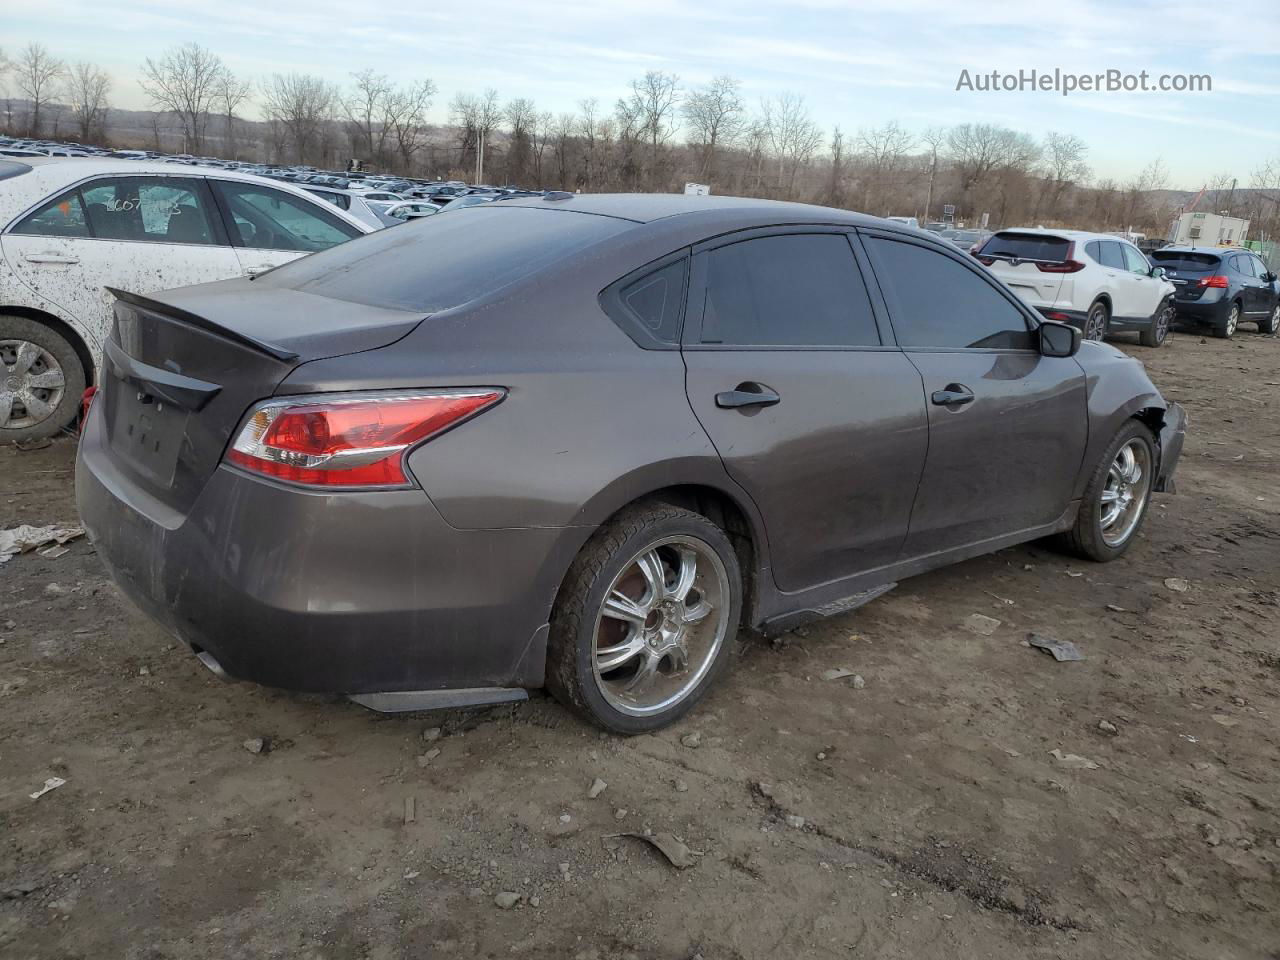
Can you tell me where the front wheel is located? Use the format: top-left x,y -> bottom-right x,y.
1140,297 -> 1174,347
1084,301 -> 1110,341
1056,420 -> 1156,562
1259,302 -> 1279,335
546,503 -> 742,733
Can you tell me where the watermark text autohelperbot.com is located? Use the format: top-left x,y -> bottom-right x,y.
956,68 -> 1211,96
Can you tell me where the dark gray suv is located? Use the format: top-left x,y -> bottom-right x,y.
76,195 -> 1186,732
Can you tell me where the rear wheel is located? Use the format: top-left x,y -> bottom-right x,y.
1056,420 -> 1156,562
1259,302 -> 1279,335
1214,301 -> 1241,339
1140,297 -> 1173,347
546,503 -> 742,733
1084,300 -> 1109,341
0,315 -> 85,443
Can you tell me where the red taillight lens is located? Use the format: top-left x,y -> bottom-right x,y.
1034,242 -> 1085,273
79,386 -> 98,432
1197,275 -> 1229,288
226,390 -> 504,488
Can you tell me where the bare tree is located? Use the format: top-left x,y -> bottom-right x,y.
504,97 -> 537,184
683,74 -> 745,183
385,80 -> 436,172
1119,157 -> 1169,231
1040,132 -> 1090,219
761,93 -> 822,197
824,127 -> 845,207
618,71 -> 680,186
578,98 -> 599,189
139,43 -> 228,153
63,61 -> 111,143
855,121 -> 915,211
14,43 -> 64,138
260,73 -> 337,164
343,69 -> 394,164
531,111 -> 554,188
215,71 -> 253,158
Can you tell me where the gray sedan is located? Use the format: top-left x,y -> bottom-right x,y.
76,194 -> 1185,732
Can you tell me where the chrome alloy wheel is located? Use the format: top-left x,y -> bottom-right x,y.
1099,438 -> 1152,547
1153,302 -> 1174,342
1225,303 -> 1240,337
591,535 -> 731,717
1084,306 -> 1107,341
0,339 -> 66,430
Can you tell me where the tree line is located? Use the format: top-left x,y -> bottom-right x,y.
3,40 -> 1279,240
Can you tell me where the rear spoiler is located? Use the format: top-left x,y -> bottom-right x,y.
105,287 -> 300,363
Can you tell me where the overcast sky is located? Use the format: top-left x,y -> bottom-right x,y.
7,0 -> 1280,187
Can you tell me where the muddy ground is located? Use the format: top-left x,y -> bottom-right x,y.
2,329 -> 1278,960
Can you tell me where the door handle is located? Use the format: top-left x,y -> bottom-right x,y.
715,383 -> 780,409
23,254 -> 80,265
931,384 -> 975,407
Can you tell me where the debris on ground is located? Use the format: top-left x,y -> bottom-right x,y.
851,674 -> 866,689
821,667 -> 858,681
422,726 -> 442,742
416,748 -> 441,767
242,738 -> 266,755
404,797 -> 416,824
14,437 -> 52,452
1050,749 -> 1100,770
607,832 -> 703,869
1164,577 -> 1191,592
679,731 -> 702,749
587,777 -> 608,799
0,524 -> 85,564
1212,714 -> 1239,728
1098,720 -> 1119,736
1105,604 -> 1127,613
1028,633 -> 1084,662
3,879 -> 42,899
494,891 -> 521,909
785,815 -> 806,829
963,613 -> 1002,636
29,777 -> 66,800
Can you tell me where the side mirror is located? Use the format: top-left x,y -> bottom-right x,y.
1265,271 -> 1278,283
1039,320 -> 1082,358
1150,265 -> 1166,279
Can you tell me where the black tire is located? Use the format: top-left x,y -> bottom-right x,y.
1055,420 -> 1157,563
1213,301 -> 1241,339
546,502 -> 743,734
1084,300 -> 1110,341
1258,302 -> 1279,335
1140,297 -> 1173,347
0,315 -> 86,443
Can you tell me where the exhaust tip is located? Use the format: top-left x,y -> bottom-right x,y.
192,647 -> 232,682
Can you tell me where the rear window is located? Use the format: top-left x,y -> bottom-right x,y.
0,159 -> 32,181
979,232 -> 1070,262
259,206 -> 630,312
1150,251 -> 1221,272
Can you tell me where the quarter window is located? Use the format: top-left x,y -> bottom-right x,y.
866,236 -> 1034,350
11,190 -> 91,238
80,177 -> 218,245
698,234 -> 880,347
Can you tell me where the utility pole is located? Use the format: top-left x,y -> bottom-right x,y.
475,129 -> 485,185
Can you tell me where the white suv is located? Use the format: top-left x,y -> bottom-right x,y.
0,157 -> 371,441
975,229 -> 1177,347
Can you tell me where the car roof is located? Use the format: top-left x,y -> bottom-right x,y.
990,226 -> 1135,242
498,192 -> 885,227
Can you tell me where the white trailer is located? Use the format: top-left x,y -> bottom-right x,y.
1167,211 -> 1250,247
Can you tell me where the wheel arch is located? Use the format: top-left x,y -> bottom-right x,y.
1,304 -> 97,388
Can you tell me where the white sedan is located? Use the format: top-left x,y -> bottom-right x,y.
0,157 -> 372,440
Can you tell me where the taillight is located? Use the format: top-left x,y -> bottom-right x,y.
1197,275 -> 1229,288
226,389 -> 504,488
1034,242 -> 1085,273
79,386 -> 98,432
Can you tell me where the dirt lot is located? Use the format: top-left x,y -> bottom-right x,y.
2,330 -> 1278,960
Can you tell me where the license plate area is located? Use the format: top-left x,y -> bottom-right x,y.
107,388 -> 189,488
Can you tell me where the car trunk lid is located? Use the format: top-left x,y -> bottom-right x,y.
976,232 -> 1071,306
100,282 -> 425,517
1149,251 -> 1222,301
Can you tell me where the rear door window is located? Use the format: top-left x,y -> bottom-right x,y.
11,189 -> 91,238
1097,241 -> 1126,270
212,181 -> 362,252
695,233 -> 880,347
80,177 -> 219,245
865,235 -> 1034,350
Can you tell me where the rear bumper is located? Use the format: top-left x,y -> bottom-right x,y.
74,400 -> 586,695
1171,294 -> 1230,326
1155,402 -> 1187,494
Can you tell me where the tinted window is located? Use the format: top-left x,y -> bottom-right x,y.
1097,241 -> 1126,270
79,177 -> 218,245
255,205 -> 629,312
12,189 -> 91,238
306,189 -> 350,211
698,234 -> 879,346
0,159 -> 32,181
214,181 -> 361,252
980,232 -> 1069,262
1121,244 -> 1150,275
867,237 -> 1033,350
609,258 -> 688,345
1150,250 -> 1220,272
